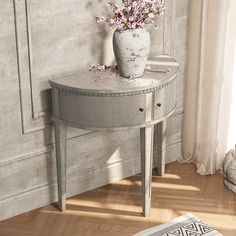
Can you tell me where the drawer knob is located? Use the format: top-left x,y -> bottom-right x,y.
139,108 -> 144,112
156,103 -> 162,107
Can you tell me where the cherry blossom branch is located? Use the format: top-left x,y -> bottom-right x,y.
97,0 -> 165,30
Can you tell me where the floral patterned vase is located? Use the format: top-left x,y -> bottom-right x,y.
222,146 -> 236,193
113,28 -> 150,78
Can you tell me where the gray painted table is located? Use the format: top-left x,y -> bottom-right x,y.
49,55 -> 179,217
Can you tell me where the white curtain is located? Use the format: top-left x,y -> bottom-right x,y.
181,0 -> 236,175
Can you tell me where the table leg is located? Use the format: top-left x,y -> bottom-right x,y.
140,126 -> 154,217
155,120 -> 166,176
54,121 -> 67,211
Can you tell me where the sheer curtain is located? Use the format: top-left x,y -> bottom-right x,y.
181,0 -> 236,175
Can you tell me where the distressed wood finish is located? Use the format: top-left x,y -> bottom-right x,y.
156,121 -> 167,176
140,126 -> 154,216
60,94 -> 147,128
52,87 -> 67,210
50,56 -> 178,131
50,56 -> 179,216
54,122 -> 67,211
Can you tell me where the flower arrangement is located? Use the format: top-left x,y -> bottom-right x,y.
97,0 -> 165,30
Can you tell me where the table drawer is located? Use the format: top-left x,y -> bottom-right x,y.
59,92 -> 151,128
153,79 -> 176,120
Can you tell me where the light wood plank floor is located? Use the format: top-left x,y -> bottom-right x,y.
0,162 -> 235,236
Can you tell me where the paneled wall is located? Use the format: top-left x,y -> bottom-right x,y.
0,0 -> 189,220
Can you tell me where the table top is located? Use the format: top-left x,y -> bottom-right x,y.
49,55 -> 179,97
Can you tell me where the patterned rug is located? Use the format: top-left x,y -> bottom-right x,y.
133,214 -> 222,236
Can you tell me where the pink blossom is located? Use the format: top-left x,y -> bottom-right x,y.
110,19 -> 115,24
97,0 -> 165,30
148,13 -> 155,18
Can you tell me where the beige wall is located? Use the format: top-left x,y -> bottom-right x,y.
0,0 -> 189,220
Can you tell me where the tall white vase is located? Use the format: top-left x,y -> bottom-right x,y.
113,28 -> 150,78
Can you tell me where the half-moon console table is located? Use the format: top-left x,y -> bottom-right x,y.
49,55 -> 178,217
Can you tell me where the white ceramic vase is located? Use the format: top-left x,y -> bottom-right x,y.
113,28 -> 150,78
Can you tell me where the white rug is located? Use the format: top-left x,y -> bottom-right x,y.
133,214 -> 222,236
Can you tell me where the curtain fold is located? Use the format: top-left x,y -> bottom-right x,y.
181,0 -> 236,175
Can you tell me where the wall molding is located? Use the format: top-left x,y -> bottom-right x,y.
163,0 -> 174,55
0,154 -> 137,205
13,0 -> 51,134
0,130 -> 100,167
0,129 -> 182,204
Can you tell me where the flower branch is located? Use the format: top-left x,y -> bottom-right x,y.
97,0 -> 165,30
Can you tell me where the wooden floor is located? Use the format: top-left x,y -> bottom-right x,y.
0,162 -> 235,236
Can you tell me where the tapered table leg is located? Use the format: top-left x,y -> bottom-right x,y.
54,121 -> 67,211
155,120 -> 167,176
140,126 -> 154,217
